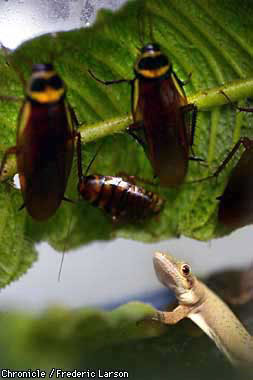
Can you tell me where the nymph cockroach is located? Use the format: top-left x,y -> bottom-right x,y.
78,174 -> 164,222
76,138 -> 164,222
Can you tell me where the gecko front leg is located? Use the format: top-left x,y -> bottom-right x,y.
141,305 -> 189,325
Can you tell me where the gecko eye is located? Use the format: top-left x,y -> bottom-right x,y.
181,264 -> 191,276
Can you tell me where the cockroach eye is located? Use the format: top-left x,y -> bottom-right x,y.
31,78 -> 46,92
181,264 -> 191,276
49,75 -> 63,90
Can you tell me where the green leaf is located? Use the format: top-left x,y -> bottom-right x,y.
0,0 -> 253,286
0,183 -> 37,288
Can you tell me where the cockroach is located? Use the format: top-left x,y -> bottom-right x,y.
78,174 -> 164,222
89,41 -> 198,187
0,60 -> 80,221
76,137 -> 164,223
200,92 -> 253,229
205,137 -> 253,228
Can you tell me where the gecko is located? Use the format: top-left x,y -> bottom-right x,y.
148,251 -> 253,369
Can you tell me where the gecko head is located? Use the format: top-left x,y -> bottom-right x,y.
153,252 -> 195,301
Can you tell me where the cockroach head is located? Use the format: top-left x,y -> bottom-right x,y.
140,43 -> 161,55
